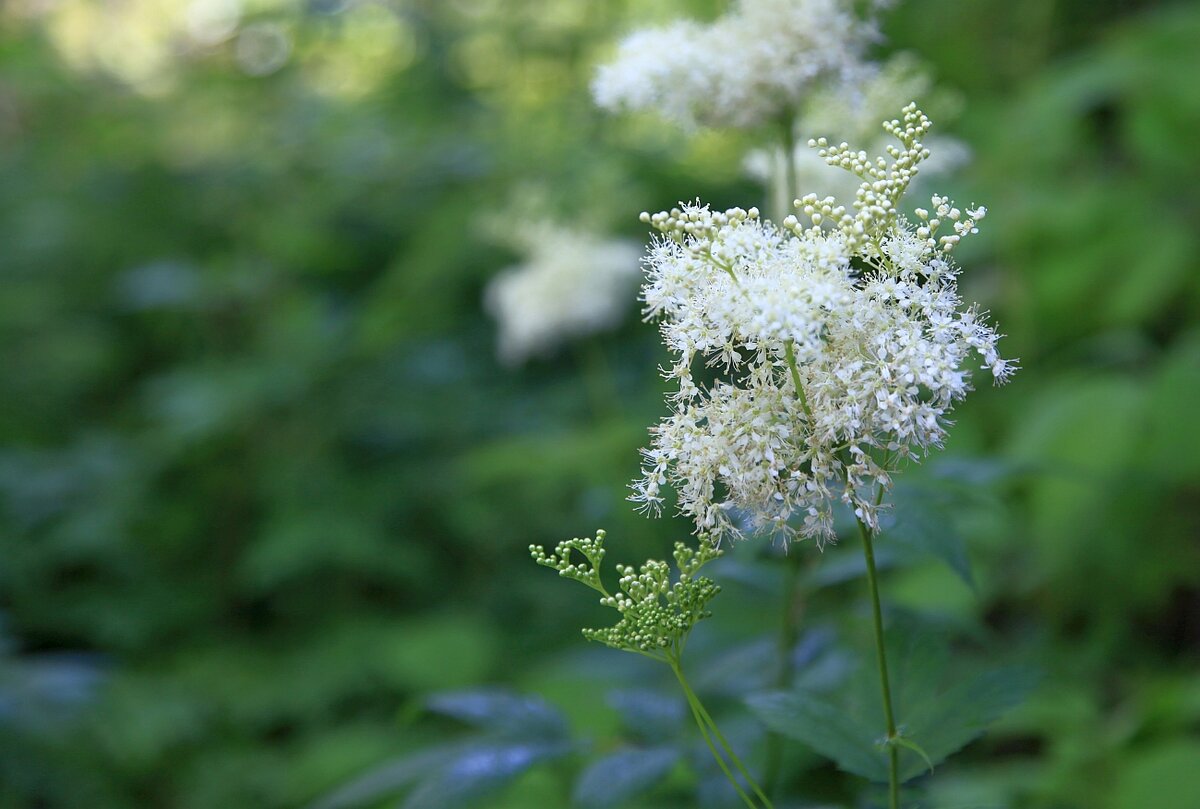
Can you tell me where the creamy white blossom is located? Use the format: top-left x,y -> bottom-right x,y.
484,223 -> 640,365
632,105 -> 1014,544
592,0 -> 878,130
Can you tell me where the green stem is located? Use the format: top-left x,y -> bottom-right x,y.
672,660 -> 775,808
857,516 -> 900,809
783,339 -> 813,423
781,114 -> 799,211
764,551 -> 803,796
671,661 -> 760,809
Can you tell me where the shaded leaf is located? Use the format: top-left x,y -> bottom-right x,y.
745,690 -> 888,782
897,666 -> 1038,781
889,735 -> 933,775
572,746 -> 680,808
401,741 -> 569,809
749,620 -> 1036,786
885,486 -> 975,588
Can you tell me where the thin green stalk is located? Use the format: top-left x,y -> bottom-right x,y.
764,550 -> 803,796
856,515 -> 900,809
673,661 -> 775,808
781,114 -> 799,210
671,661 -> 760,809
783,339 -> 813,423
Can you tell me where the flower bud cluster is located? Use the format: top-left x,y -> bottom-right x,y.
745,54 -> 971,206
592,0 -> 877,130
530,531 -> 722,656
484,222 -> 640,364
631,107 -> 1014,545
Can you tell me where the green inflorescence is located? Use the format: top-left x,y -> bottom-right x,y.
530,530 -> 722,660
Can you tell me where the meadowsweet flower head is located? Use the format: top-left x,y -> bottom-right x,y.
592,0 -> 878,130
484,222 -> 640,365
632,105 -> 1014,545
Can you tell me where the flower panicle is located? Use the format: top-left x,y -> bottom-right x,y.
632,106 -> 1016,547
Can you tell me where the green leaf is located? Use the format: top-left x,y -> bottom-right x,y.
606,689 -> 685,743
887,735 -> 933,775
572,746 -> 680,808
885,484 -> 975,588
897,666 -> 1039,782
876,622 -> 1036,782
886,618 -> 952,716
426,689 -> 568,740
745,690 -> 888,782
749,621 -> 1036,786
401,741 -> 569,809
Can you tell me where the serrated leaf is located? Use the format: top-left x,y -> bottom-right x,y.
401,741 -> 569,809
745,690 -> 888,782
572,746 -> 680,808
425,689 -> 567,740
897,666 -> 1038,782
871,624 -> 1035,782
749,619 -> 1036,787
887,619 -> 952,716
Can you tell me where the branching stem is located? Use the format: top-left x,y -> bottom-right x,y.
670,657 -> 775,809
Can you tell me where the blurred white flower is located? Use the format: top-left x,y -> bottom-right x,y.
484,224 -> 640,365
746,55 -> 971,206
592,0 -> 878,130
632,106 -> 1013,544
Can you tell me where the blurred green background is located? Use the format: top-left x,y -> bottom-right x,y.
1,0 -> 1198,807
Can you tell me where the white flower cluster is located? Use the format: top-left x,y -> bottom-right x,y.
484,223 -> 640,365
632,105 -> 1014,544
747,54 -> 971,208
592,0 -> 878,130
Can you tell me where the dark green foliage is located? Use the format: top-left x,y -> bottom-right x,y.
309,689 -> 571,809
